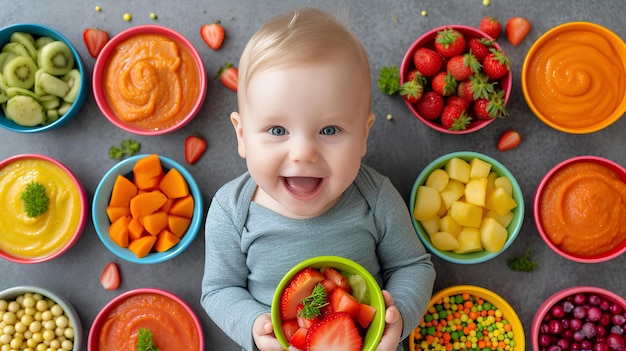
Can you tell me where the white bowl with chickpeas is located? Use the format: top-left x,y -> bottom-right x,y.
0,286 -> 81,351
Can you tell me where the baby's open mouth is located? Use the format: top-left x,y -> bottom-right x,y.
283,177 -> 323,196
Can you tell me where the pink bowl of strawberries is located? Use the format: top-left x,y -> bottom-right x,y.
400,25 -> 512,134
271,256 -> 385,351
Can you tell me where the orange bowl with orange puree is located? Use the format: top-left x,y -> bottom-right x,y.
534,156 -> 626,263
522,22 -> 626,134
88,288 -> 203,351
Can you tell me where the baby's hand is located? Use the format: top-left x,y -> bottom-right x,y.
252,313 -> 284,351
376,290 -> 403,351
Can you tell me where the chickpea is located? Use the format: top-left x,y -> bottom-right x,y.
60,340 -> 72,350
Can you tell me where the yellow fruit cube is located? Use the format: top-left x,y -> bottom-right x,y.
413,185 -> 442,221
485,187 -> 518,217
494,176 -> 513,196
440,180 -> 465,209
453,227 -> 483,254
486,171 -> 498,195
450,200 -> 483,228
430,231 -> 460,251
425,168 -> 450,192
469,158 -> 492,179
464,177 -> 488,207
445,158 -> 471,183
486,209 -> 515,228
439,215 -> 462,236
420,215 -> 440,236
479,217 -> 508,252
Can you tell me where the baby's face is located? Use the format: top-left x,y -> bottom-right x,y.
232,55 -> 375,218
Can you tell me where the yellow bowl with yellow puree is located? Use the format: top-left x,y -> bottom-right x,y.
522,22 -> 626,134
0,154 -> 87,263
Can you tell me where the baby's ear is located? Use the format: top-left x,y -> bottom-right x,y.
361,112 -> 376,156
230,111 -> 246,158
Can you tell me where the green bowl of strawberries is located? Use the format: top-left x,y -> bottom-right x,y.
271,256 -> 385,351
400,24 -> 512,134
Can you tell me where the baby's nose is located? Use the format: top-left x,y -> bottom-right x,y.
289,139 -> 319,163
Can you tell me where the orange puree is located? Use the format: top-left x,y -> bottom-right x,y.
97,293 -> 200,351
539,162 -> 626,256
104,34 -> 201,131
526,29 -> 626,129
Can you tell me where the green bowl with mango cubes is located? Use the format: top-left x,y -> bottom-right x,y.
410,151 -> 524,264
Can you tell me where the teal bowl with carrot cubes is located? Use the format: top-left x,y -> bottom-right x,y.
409,285 -> 525,351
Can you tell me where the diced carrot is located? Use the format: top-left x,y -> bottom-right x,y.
128,217 -> 145,241
109,215 -> 131,248
109,175 -> 138,207
132,154 -> 163,178
143,211 -> 168,236
168,214 -> 191,238
133,171 -> 163,191
168,194 -> 194,218
159,168 -> 189,199
160,198 -> 174,213
128,235 -> 157,258
106,205 -> 130,223
154,229 -> 181,252
130,190 -> 168,218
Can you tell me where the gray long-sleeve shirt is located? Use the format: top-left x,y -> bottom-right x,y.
200,164 -> 436,351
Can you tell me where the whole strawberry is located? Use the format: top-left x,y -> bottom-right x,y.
474,89 -> 508,119
431,71 -> 457,97
447,52 -> 481,81
412,47 -> 443,77
441,104 -> 471,130
467,37 -> 494,62
479,16 -> 501,39
434,28 -> 466,58
416,91 -> 444,120
400,78 -> 424,104
457,73 -> 494,102
482,49 -> 511,80
446,95 -> 471,111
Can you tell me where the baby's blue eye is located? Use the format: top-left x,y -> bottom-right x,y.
269,126 -> 286,135
320,126 -> 338,135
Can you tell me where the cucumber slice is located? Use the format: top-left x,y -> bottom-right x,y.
36,71 -> 69,98
35,36 -> 55,49
4,95 -> 45,126
61,69 -> 81,103
2,42 -> 31,58
5,87 -> 41,101
10,32 -> 38,61
346,273 -> 370,304
3,56 -> 38,90
58,101 -> 72,116
0,52 -> 16,72
0,73 -> 8,104
40,95 -> 60,110
46,109 -> 60,123
38,41 -> 74,76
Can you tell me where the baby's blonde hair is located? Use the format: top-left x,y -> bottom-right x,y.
238,7 -> 371,101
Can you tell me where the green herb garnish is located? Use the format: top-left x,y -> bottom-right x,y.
21,182 -> 49,217
109,139 -> 141,159
136,328 -> 159,351
298,283 -> 328,319
507,248 -> 538,272
377,65 -> 401,95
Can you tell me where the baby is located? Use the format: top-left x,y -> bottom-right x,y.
201,7 -> 435,351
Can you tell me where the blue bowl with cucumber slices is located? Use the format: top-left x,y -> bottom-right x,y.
0,23 -> 86,133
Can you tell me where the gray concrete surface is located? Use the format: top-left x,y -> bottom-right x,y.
0,0 -> 624,350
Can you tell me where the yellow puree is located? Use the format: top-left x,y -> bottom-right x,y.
526,29 -> 626,129
0,159 -> 82,258
539,162 -> 626,256
104,34 -> 201,131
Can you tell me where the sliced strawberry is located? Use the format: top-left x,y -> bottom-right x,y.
306,312 -> 363,351
282,319 -> 300,341
329,287 -> 360,318
506,17 -> 531,46
297,304 -> 321,329
497,129 -> 522,151
356,303 -> 377,329
321,267 -> 352,294
280,267 -> 325,320
100,262 -> 120,290
215,62 -> 238,92
289,326 -> 308,350
200,21 -> 225,50
184,134 -> 207,165
320,278 -> 337,294
83,28 -> 109,58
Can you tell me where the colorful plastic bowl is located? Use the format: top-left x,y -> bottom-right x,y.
0,285 -> 83,350
522,22 -> 626,134
534,155 -> 626,263
0,154 -> 87,263
410,151 -> 524,264
92,25 -> 207,135
531,286 -> 626,351
271,256 -> 385,351
0,23 -> 87,133
91,154 -> 203,264
400,25 -> 512,134
409,285 -> 525,351
88,288 -> 204,350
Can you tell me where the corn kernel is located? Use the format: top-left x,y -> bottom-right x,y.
123,13 -> 132,21
95,5 -> 101,12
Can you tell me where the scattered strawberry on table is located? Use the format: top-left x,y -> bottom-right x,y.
83,28 -> 109,58
505,17 -> 531,46
479,16 -> 501,39
279,266 -> 377,351
100,262 -> 120,290
184,134 -> 207,165
216,62 -> 238,91
200,20 -> 225,50
497,129 -> 522,151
